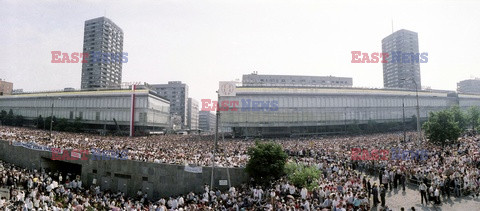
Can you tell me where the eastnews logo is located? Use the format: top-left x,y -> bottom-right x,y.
51,51 -> 128,63
201,99 -> 279,112
351,51 -> 428,64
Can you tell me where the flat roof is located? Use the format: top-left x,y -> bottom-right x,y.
0,89 -> 170,102
235,86 -> 456,98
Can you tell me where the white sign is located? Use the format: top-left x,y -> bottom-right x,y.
121,81 -> 143,89
219,180 -> 228,186
218,81 -> 236,96
184,165 -> 203,173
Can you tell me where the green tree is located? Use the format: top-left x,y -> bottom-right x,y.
346,120 -> 362,134
14,115 -> 24,127
245,141 -> 288,186
366,120 -> 378,133
449,105 -> 468,132
0,110 -> 6,125
53,118 -> 69,131
36,115 -> 45,129
45,116 -> 57,131
423,109 -> 462,146
4,109 -> 14,126
71,117 -> 84,132
285,162 -> 321,191
467,106 -> 480,131
409,115 -> 418,130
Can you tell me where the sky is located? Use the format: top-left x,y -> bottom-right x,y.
1,0 -> 480,101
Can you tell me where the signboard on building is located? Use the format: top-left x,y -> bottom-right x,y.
219,81 -> 236,96
184,165 -> 203,173
219,180 -> 228,186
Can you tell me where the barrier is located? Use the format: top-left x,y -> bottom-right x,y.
0,140 -> 248,200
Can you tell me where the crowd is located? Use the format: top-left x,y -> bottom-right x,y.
0,125 -> 479,210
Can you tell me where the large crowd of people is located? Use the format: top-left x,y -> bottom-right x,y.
0,125 -> 479,210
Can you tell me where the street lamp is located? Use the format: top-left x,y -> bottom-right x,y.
49,97 -> 61,140
402,96 -> 406,142
400,78 -> 421,143
211,91 -> 220,190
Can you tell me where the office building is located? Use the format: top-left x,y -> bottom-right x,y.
81,17 -> 124,89
187,98 -> 199,130
0,79 -> 13,95
0,89 -> 170,132
457,79 -> 480,94
151,81 -> 189,128
199,111 -> 216,133
382,29 -> 421,90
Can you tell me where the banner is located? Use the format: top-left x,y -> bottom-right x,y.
11,141 -> 54,152
184,165 -> 203,173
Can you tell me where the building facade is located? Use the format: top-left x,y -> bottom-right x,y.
187,98 -> 199,130
0,79 -> 13,95
81,17 -> 124,89
0,89 -> 170,132
382,29 -> 421,90
199,111 -> 216,133
242,72 -> 352,87
151,81 -> 189,129
457,79 -> 480,94
218,85 -> 479,137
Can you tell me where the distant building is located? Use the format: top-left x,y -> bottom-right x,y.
0,79 -> 13,95
199,111 -> 216,133
187,98 -> 199,130
0,89 -> 170,132
12,89 -> 23,94
242,72 -> 352,87
382,29 -> 421,90
458,79 -> 480,94
150,81 -> 189,128
218,73 -> 480,137
81,17 -> 124,89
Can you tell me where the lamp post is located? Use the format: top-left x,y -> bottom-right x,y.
49,97 -> 61,140
401,78 -> 421,143
402,96 -> 406,142
211,91 -> 220,190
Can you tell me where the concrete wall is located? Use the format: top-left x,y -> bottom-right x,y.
0,141 -> 248,199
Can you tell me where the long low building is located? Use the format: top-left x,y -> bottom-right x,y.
217,86 -> 480,137
0,88 -> 170,133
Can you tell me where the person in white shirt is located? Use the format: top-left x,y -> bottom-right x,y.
289,185 -> 296,195
270,189 -> 276,205
178,196 -> 184,207
300,187 -> 308,200
301,199 -> 310,211
434,186 -> 440,204
257,188 -> 264,202
171,198 -> 178,209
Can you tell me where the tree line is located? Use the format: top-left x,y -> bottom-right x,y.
423,106 -> 480,146
0,109 -> 84,132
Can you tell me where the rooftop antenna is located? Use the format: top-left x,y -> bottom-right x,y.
391,18 -> 394,33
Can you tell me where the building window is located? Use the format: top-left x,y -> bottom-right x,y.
96,112 -> 100,121
78,112 -> 83,120
70,111 -> 74,120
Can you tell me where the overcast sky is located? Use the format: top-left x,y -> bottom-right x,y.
1,0 -> 480,101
